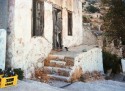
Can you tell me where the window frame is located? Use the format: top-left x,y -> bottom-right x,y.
32,0 -> 44,37
68,11 -> 73,36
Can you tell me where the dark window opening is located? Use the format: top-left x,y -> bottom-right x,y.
32,0 -> 44,36
68,11 -> 72,36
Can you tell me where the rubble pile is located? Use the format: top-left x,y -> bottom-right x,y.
80,71 -> 104,82
35,69 -> 50,83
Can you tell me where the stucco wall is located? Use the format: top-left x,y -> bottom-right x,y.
73,48 -> 103,73
7,0 -> 83,78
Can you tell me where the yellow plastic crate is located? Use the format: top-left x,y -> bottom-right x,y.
0,75 -> 18,88
0,75 -> 3,78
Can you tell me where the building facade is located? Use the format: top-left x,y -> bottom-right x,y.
2,0 -> 83,78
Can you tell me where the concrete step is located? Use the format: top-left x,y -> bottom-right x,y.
44,66 -> 71,77
48,74 -> 70,82
48,54 -> 65,60
48,55 -> 75,65
49,60 -> 66,68
49,60 -> 73,68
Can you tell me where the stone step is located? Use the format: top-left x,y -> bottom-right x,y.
49,60 -> 66,68
48,74 -> 70,82
49,60 -> 73,68
48,55 -> 75,66
44,66 -> 71,77
48,55 -> 65,60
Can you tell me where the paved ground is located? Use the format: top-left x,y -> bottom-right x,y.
112,73 -> 125,82
0,80 -> 67,91
65,81 -> 125,91
0,80 -> 125,91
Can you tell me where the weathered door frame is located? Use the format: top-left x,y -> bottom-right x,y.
52,6 -> 63,50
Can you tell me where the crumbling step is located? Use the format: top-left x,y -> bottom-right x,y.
43,67 -> 71,77
45,55 -> 74,67
48,55 -> 65,60
48,74 -> 70,82
49,60 -> 66,68
49,60 -> 73,68
64,57 -> 74,67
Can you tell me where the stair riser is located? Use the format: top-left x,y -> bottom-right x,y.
44,67 -> 70,77
44,55 -> 74,82
45,60 -> 74,67
48,55 -> 64,60
47,55 -> 74,66
49,62 -> 66,68
49,61 -> 73,68
48,75 -> 70,82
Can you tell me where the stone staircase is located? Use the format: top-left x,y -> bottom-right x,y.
43,54 -> 75,82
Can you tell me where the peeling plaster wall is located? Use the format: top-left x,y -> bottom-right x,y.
73,48 -> 103,73
7,0 -> 53,78
7,0 -> 83,78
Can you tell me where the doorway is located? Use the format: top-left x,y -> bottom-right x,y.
52,8 -> 62,50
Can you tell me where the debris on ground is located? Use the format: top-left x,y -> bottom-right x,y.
79,71 -> 105,82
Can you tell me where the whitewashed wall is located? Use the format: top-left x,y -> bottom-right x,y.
7,0 -> 53,78
73,48 -> 103,73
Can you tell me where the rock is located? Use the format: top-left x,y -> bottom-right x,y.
37,63 -> 43,68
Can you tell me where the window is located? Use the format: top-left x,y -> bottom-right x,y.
33,0 -> 44,36
68,11 -> 72,36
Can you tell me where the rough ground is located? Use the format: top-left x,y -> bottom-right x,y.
0,80 -> 67,91
0,80 -> 125,91
112,73 -> 125,82
65,81 -> 125,91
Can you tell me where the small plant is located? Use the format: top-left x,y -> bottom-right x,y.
14,68 -> 24,80
103,50 -> 121,74
83,16 -> 90,23
82,49 -> 87,52
86,5 -> 100,13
